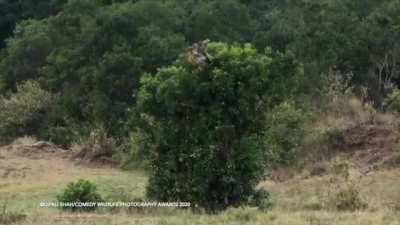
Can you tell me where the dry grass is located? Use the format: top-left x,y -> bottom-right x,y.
299,94 -> 400,171
1,141 -> 400,225
0,145 -> 147,216
10,136 -> 38,146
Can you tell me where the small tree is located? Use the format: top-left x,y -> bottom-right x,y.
0,80 -> 53,141
136,42 -> 301,211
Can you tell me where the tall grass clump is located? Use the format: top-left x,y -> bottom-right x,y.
0,201 -> 26,225
327,159 -> 367,211
72,126 -> 117,164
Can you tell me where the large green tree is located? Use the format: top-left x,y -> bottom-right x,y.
136,42 -> 302,211
183,0 -> 254,43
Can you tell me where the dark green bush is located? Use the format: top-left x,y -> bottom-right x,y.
114,131 -> 153,170
57,179 -> 103,212
136,42 -> 302,211
247,188 -> 273,211
39,123 -> 83,148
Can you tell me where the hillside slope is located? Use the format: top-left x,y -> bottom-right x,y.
338,123 -> 399,172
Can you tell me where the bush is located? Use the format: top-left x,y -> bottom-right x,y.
40,123 -> 83,148
384,88 -> 400,114
264,101 -> 308,166
136,42 -> 302,211
57,179 -> 103,212
247,188 -> 273,211
0,80 -> 53,142
115,131 -> 153,170
332,181 -> 367,211
327,159 -> 367,211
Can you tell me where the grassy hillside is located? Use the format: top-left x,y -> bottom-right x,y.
1,137 -> 400,225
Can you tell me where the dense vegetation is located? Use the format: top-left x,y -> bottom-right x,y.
1,0 -> 400,211
57,179 -> 104,212
137,42 -> 300,211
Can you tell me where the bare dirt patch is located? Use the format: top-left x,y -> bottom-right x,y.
331,123 -> 400,173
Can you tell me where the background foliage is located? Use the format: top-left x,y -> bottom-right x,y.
1,0 -> 400,211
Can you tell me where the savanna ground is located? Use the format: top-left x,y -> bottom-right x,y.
1,136 -> 400,225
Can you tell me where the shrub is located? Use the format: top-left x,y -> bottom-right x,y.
115,131 -> 153,170
40,123 -> 82,148
324,127 -> 346,148
247,188 -> 273,211
326,159 -> 367,211
264,101 -> 308,166
332,181 -> 367,211
384,88 -> 400,114
136,42 -> 302,211
0,80 -> 53,142
57,179 -> 103,212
